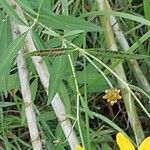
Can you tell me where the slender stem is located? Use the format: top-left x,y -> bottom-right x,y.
107,2 -> 150,95
9,1 -> 79,149
11,22 -> 42,150
68,54 -> 85,148
89,0 -> 145,144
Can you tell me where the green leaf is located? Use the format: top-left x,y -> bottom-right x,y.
0,73 -> 20,92
0,17 -> 12,94
143,0 -> 150,21
47,55 -> 67,105
0,32 -> 27,76
76,71 -> 109,93
30,78 -> 38,102
28,0 -> 53,15
101,143 -> 113,150
38,111 -> 56,121
58,83 -> 71,113
0,0 -> 25,25
89,111 -> 125,134
64,30 -> 84,37
0,102 -> 16,108
15,0 -> 37,16
0,15 -> 12,61
15,0 -> 53,16
38,14 -> 101,32
42,29 -> 59,37
31,29 -> 44,49
2,131 -> 12,150
81,10 -> 150,27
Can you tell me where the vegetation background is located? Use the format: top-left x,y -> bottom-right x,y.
0,0 -> 150,150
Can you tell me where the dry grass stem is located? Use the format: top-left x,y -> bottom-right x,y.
12,23 -> 42,150
96,0 -> 144,144
9,1 -> 79,149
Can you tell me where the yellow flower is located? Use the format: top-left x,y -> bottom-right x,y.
75,145 -> 85,150
102,89 -> 122,105
116,132 -> 150,150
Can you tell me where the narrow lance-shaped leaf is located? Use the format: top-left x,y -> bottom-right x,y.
38,14 -> 101,32
0,15 -> 13,94
0,32 -> 27,75
0,14 -> 12,56
15,0 -> 37,16
47,55 -> 67,105
0,0 -> 25,25
80,10 -> 150,27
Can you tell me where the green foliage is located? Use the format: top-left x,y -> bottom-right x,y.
0,30 -> 27,95
0,0 -> 25,25
48,55 -> 67,105
26,47 -> 150,59
38,14 -> 101,32
0,0 -> 150,150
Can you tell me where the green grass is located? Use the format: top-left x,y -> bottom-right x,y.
0,0 -> 150,150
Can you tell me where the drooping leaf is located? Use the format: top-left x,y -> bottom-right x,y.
58,82 -> 71,113
38,111 -> 56,121
15,0 -> 37,16
47,55 -> 67,105
64,30 -> 84,37
30,78 -> 38,102
38,14 -> 101,32
0,16 -> 13,94
0,32 -> 27,74
0,102 -> 17,108
0,0 -> 25,25
0,73 -> 20,92
15,0 -> 53,16
81,10 -> 150,27
0,32 -> 27,93
0,14 -> 12,60
76,71 -> 109,93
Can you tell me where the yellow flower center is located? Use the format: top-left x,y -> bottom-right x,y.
106,90 -> 120,101
102,89 -> 122,105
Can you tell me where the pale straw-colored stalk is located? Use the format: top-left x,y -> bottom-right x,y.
10,1 -> 79,149
106,1 -> 150,94
96,0 -> 144,145
11,24 -> 42,150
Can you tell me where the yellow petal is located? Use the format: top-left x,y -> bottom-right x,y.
116,132 -> 135,150
102,95 -> 107,99
118,95 -> 122,99
110,100 -> 117,105
105,90 -> 108,93
139,137 -> 150,150
75,145 -> 85,150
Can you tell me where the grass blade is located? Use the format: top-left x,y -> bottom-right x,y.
47,55 -> 67,105
0,32 -> 27,75
0,0 -> 25,25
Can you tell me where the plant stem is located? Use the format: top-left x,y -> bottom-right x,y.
107,3 -> 150,95
96,0 -> 144,145
9,1 -> 79,149
12,23 -> 42,149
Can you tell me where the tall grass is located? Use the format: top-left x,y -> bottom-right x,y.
0,0 -> 150,150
